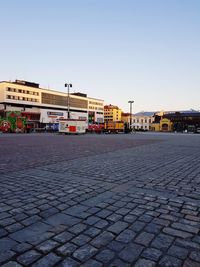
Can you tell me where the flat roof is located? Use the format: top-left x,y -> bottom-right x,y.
0,81 -> 104,102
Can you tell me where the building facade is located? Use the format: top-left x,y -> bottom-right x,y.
132,112 -> 155,130
0,80 -> 104,129
104,104 -> 122,122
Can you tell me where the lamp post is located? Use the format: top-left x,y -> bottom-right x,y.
65,83 -> 72,119
128,100 -> 134,131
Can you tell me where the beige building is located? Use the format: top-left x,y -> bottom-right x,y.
0,80 -> 104,126
132,112 -> 155,130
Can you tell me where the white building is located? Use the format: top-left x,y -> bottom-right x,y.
132,111 -> 155,130
0,80 -> 104,127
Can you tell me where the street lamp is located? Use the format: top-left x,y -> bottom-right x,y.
65,83 -> 72,119
128,100 -> 134,131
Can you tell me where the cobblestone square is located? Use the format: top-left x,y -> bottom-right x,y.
0,132 -> 200,266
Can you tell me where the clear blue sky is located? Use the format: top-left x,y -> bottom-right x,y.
0,0 -> 200,112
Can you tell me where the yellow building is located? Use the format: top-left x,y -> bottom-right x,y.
150,118 -> 173,132
160,118 -> 173,132
104,104 -> 122,122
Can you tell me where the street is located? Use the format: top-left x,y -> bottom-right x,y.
0,133 -> 200,266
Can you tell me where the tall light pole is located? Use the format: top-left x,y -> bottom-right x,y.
128,100 -> 134,131
65,83 -> 72,119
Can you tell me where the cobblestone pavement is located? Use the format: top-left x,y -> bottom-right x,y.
0,133 -> 200,267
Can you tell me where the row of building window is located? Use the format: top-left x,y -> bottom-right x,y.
6,87 -> 39,96
133,125 -> 149,129
133,119 -> 152,123
89,106 -> 104,111
6,95 -> 39,102
89,101 -> 103,106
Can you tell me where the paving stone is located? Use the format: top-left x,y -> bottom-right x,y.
91,231 -> 115,248
53,231 -> 74,243
123,214 -> 137,223
0,228 -> 8,238
109,259 -> 129,267
69,223 -> 87,234
115,207 -> 130,216
58,257 -> 79,267
185,215 -> 200,222
107,213 -> 122,222
134,258 -> 156,267
0,251 -> 16,265
73,244 -> 98,262
0,237 -> 18,253
12,242 -> 32,253
72,234 -> 91,246
45,213 -> 80,227
36,240 -> 59,253
31,252 -> 61,267
153,218 -> 170,227
84,216 -> 100,225
84,227 -> 101,237
119,243 -> 144,263
17,250 -> 41,265
57,242 -> 77,256
145,222 -> 163,234
81,259 -> 103,267
175,238 -> 200,250
142,247 -> 162,261
22,215 -> 41,226
139,214 -> 153,223
1,261 -> 23,267
108,221 -> 128,234
129,221 -> 146,232
95,249 -> 115,264
94,219 -> 109,229
135,231 -> 155,246
159,255 -> 182,267
151,234 -> 174,251
163,227 -> 193,238
0,217 -> 16,227
116,229 -> 136,243
183,259 -> 200,267
96,209 -> 113,218
189,251 -> 200,262
107,240 -> 125,252
167,245 -> 188,260
9,222 -> 52,243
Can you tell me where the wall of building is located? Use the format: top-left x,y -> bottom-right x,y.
0,83 -> 5,103
132,116 -> 154,130
0,81 -> 104,125
104,105 -> 122,122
